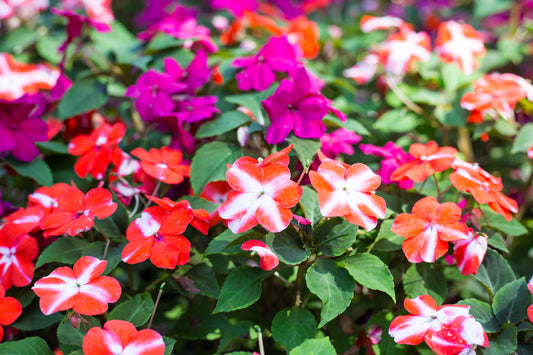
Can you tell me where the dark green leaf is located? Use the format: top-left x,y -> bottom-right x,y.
492,278 -> 531,324
403,263 -> 447,304
94,216 -> 122,239
214,266 -> 268,313
314,218 -> 357,257
188,263 -> 220,299
511,123 -> 533,154
289,337 -> 337,355
287,136 -> 321,166
5,156 -> 53,186
475,249 -> 516,297
205,229 -> 245,255
366,312 -> 407,355
11,301 -> 63,331
109,293 -> 154,327
82,241 -> 123,275
457,299 -> 500,333
338,253 -> 395,302
190,142 -> 241,195
57,316 -> 100,348
487,233 -> 509,253
485,322 -> 517,355
36,141 -> 69,154
305,259 -> 355,327
0,337 -> 54,355
266,229 -> 310,265
272,307 -> 317,351
299,186 -> 321,226
371,219 -> 403,252
195,110 -> 250,138
217,320 -> 253,353
36,238 -> 91,268
58,78 -> 108,119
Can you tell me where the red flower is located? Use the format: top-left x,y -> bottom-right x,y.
146,196 -> 210,235
391,141 -> 457,183
121,205 -> 193,269
3,205 -> 44,234
309,160 -> 386,231
82,319 -> 165,355
452,229 -> 487,276
0,223 -> 38,289
0,284 -> 22,341
40,186 -> 117,238
28,182 -> 72,214
68,122 -> 126,180
429,315 -> 489,355
241,240 -> 279,271
528,277 -> 533,324
32,256 -> 121,315
131,146 -> 190,184
218,148 -> 302,234
450,159 -> 518,221
392,197 -> 469,263
199,180 -> 232,227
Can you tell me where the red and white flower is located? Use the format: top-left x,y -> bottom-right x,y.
32,256 -> 121,315
392,197 -> 469,263
343,54 -> 380,84
82,319 -> 165,355
0,284 -> 22,342
241,240 -> 279,271
379,29 -> 431,76
452,229 -> 487,276
360,15 -> 411,33
428,315 -> 489,355
131,146 -> 190,185
309,160 -> 386,231
0,223 -> 38,289
435,21 -> 485,75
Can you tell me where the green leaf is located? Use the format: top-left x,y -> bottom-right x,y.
373,110 -> 420,133
287,136 -> 321,166
0,337 -> 54,355
36,238 -> 91,268
82,241 -> 123,275
366,312 -> 407,355
299,186 -> 321,226
338,253 -> 395,302
57,316 -> 100,348
305,259 -> 355,327
11,301 -> 63,331
475,249 -> 516,297
314,218 -> 357,257
474,0 -> 512,18
217,320 -> 253,353
441,63 -> 471,97
36,141 -> 69,155
371,219 -> 403,252
511,123 -> 533,154
225,91 -> 271,124
205,229 -> 247,255
485,322 -> 517,355
214,266 -> 268,313
480,206 -> 527,236
5,156 -> 53,186
494,119 -> 518,136
457,299 -> 500,333
289,337 -> 337,355
58,78 -> 108,119
403,263 -> 447,304
266,229 -> 310,265
195,110 -> 250,138
0,26 -> 37,52
190,142 -> 241,195
187,263 -> 220,299
271,307 -> 317,351
163,337 -> 176,355
108,293 -> 155,327
492,278 -> 531,324
487,233 -> 509,253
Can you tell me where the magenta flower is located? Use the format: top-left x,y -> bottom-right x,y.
174,96 -> 220,123
262,67 -> 328,144
163,50 -> 210,94
359,142 -> 414,190
0,96 -> 49,162
232,36 -> 298,92
124,69 -> 186,121
320,128 -> 361,159
211,0 -> 258,17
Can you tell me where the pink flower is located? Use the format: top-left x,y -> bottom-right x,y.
452,229 -> 488,276
320,128 -> 361,159
429,315 -> 489,355
164,50 -> 210,94
360,142 -> 414,189
241,240 -> 279,271
343,54 -> 380,84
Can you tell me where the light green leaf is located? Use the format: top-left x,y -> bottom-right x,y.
404,263 -> 447,304
195,110 -> 250,138
58,78 -> 108,119
474,0 -> 512,18
205,229 -> 253,255
5,156 -> 53,186
511,123 -> 533,154
289,337 -> 337,355
480,206 -> 527,237
214,266 -> 268,313
108,293 -> 155,327
371,219 -> 403,252
373,110 -> 420,133
299,186 -> 321,226
272,307 -> 317,351
288,136 -> 321,166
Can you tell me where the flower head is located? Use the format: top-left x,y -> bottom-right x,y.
0,283 -> 22,341
131,146 -> 190,185
320,128 -> 361,159
452,229 -> 487,276
0,223 -> 38,289
360,141 -> 414,189
241,240 -> 279,271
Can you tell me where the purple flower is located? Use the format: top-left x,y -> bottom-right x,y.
0,96 -> 49,162
135,0 -> 176,28
359,141 -> 415,190
164,50 -> 210,94
320,128 -> 361,159
125,69 -> 186,121
174,96 -> 220,123
233,36 -> 298,92
262,67 -> 328,144
211,0 -> 258,17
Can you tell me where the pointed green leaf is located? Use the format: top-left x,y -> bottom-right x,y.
485,322 -> 517,355
0,337 -> 54,355
5,156 -> 53,186
457,299 -> 500,333
36,238 -> 91,268
205,229 -> 253,255
371,219 -> 403,252
11,301 -> 63,331
271,307 -> 317,351
314,218 -> 357,256
299,186 -> 321,226
214,266 -> 268,313
404,263 -> 446,304
58,78 -> 108,119
492,278 -> 530,324
288,136 -> 321,166
195,110 -> 250,138
511,123 -> 533,154
475,249 -> 515,297
305,259 -> 355,327
267,229 -> 310,265
108,293 -> 155,327
57,316 -> 100,347
480,207 -> 527,237
289,337 -> 337,355
188,263 -> 220,299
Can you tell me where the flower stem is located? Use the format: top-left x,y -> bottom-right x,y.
147,282 -> 165,329
255,325 -> 265,355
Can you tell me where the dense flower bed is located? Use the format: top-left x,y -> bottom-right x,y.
0,0 -> 532,354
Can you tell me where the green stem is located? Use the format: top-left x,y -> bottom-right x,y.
147,283 -> 165,329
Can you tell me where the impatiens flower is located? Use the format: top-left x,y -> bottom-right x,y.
391,196 -> 469,263
68,122 -> 126,179
379,29 -> 431,76
163,50 -> 210,94
450,159 -> 518,221
0,96 -> 49,162
131,146 -> 190,185
262,67 -> 328,144
360,15 -> 412,33
428,315 -> 489,355
200,180 -> 232,227
0,53 -> 60,101
435,21 -> 486,75
241,240 -> 279,271
39,186 -> 117,237
146,196 -> 210,235
0,0 -> 48,21
0,284 -> 22,342
82,320 -> 165,355
32,256 -> 121,315
360,141 -> 414,189
343,54 -> 380,84
452,229 -> 487,276
211,0 -> 258,17
285,16 -> 320,59
0,223 -> 38,289
460,73 -> 533,123
121,205 -> 193,269
309,160 -> 386,231
61,0 -> 114,24
218,148 -> 302,233
391,141 -> 457,183
528,276 -> 533,323
232,36 -> 298,92
173,96 -> 220,123
3,205 -> 44,234
528,144 -> 533,159
320,128 -> 361,159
